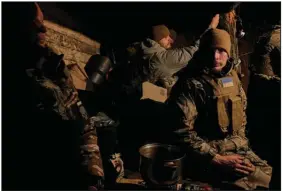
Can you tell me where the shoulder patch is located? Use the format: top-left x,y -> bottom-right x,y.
219,77 -> 234,88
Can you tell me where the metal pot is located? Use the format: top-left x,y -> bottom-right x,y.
139,143 -> 185,186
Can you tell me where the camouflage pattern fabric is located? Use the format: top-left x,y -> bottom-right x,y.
25,48 -> 105,188
81,116 -> 104,178
157,76 -> 179,96
81,112 -> 125,187
250,25 -> 281,77
168,68 -> 272,190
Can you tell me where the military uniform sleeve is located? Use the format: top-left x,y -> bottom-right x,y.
153,41 -> 200,73
169,81 -> 217,159
253,42 -> 275,76
152,27 -> 213,75
251,27 -> 280,76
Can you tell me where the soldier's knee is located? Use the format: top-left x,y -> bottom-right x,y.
248,167 -> 272,189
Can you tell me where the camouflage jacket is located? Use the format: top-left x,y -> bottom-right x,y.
250,25 -> 281,77
167,69 -> 249,160
25,47 -> 104,186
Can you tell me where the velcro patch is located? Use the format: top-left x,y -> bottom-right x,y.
219,77 -> 234,88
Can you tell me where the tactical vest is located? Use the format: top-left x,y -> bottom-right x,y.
201,70 -> 244,135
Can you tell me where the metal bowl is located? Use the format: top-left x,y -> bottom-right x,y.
139,143 -> 185,186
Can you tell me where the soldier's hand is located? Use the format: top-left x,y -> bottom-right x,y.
64,91 -> 79,108
234,162 -> 256,175
209,14 -> 220,29
234,158 -> 256,175
212,154 -> 244,167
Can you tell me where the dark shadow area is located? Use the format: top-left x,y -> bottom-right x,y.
2,2 -> 281,190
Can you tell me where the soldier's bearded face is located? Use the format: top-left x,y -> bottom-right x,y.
211,48 -> 229,73
158,35 -> 174,49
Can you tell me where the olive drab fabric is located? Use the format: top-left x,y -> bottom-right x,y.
168,68 -> 272,190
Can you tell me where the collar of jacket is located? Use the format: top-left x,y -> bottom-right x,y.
140,38 -> 166,56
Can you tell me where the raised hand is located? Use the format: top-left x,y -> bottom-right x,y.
209,14 -> 220,29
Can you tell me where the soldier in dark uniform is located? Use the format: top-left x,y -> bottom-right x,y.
167,29 -> 272,190
2,3 -> 105,189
